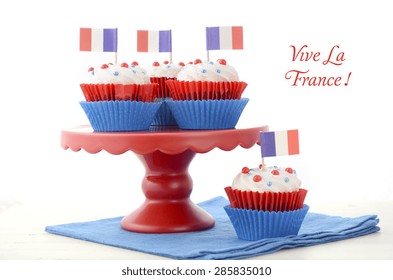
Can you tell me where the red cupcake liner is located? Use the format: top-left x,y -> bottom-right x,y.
80,84 -> 115,101
224,187 -> 307,212
150,77 -> 176,99
80,83 -> 158,102
114,84 -> 157,102
165,80 -> 247,100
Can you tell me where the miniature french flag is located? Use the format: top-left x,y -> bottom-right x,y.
260,130 -> 300,157
137,30 -> 172,52
79,28 -> 118,52
206,26 -> 243,50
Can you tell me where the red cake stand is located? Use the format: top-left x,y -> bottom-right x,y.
61,125 -> 268,233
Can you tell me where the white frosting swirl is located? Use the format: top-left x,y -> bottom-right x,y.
232,165 -> 301,193
176,59 -> 239,82
146,61 -> 183,78
87,63 -> 150,84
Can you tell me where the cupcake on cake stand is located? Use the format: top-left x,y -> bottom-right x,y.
61,125 -> 268,233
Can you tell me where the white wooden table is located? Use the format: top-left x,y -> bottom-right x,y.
0,198 -> 391,260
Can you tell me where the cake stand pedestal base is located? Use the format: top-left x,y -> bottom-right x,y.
120,150 -> 215,233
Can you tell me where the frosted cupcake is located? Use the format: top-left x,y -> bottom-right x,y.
79,62 -> 161,132
166,59 -> 247,100
80,62 -> 156,102
147,61 -> 184,98
224,164 -> 309,240
146,61 -> 184,126
225,165 -> 307,211
166,59 -> 248,130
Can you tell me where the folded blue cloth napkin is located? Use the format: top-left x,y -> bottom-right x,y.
45,196 -> 380,260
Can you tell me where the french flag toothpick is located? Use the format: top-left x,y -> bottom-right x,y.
80,28 -> 118,52
260,130 -> 300,158
137,29 -> 172,62
79,27 -> 118,64
206,26 -> 243,61
206,26 -> 243,50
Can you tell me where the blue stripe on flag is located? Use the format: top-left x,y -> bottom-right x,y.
103,28 -> 117,52
260,131 -> 277,157
206,27 -> 220,50
159,30 -> 172,52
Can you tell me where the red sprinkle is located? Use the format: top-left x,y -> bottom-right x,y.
217,59 -> 227,65
271,170 -> 280,175
100,64 -> 109,69
88,67 -> 94,72
194,59 -> 202,64
253,175 -> 262,182
153,61 -> 160,66
178,62 -> 185,66
120,62 -> 129,68
131,61 -> 139,66
241,167 -> 250,174
163,61 -> 169,65
285,167 -> 293,174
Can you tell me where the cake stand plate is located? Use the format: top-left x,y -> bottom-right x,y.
61,125 -> 268,233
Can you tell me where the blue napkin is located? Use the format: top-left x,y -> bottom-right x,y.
45,196 -> 380,260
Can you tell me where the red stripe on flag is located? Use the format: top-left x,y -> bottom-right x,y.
137,30 -> 148,52
231,26 -> 243,49
80,28 -> 92,51
287,129 -> 299,155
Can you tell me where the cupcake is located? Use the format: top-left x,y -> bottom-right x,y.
80,62 -> 155,102
225,165 -> 307,211
79,62 -> 161,132
165,59 -> 249,130
146,61 -> 184,126
147,61 -> 184,98
166,59 -> 247,100
224,164 -> 309,240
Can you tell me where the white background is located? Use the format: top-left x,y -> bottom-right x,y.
0,0 -> 392,212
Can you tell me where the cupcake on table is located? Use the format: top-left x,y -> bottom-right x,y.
224,129 -> 310,240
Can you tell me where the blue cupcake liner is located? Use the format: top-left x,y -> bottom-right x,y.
80,101 -> 161,132
151,98 -> 177,126
166,98 -> 249,130
224,204 -> 310,241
